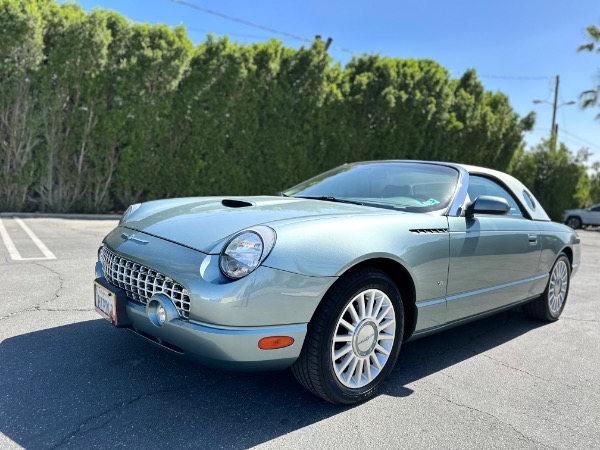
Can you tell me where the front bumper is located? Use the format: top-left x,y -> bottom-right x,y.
96,274 -> 308,370
125,292 -> 307,371
95,227 -> 337,370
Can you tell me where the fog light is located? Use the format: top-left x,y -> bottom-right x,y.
156,305 -> 166,326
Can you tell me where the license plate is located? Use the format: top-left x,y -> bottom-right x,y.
95,282 -> 116,325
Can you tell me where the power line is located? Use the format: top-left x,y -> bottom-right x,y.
171,0 -> 312,43
185,27 -> 277,41
323,44 -> 355,55
560,129 -> 600,152
479,74 -> 551,81
170,0 -> 356,54
188,27 -> 355,54
530,127 -> 600,152
530,128 -> 552,134
449,70 -> 552,81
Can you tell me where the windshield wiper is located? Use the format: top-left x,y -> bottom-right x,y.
294,196 -> 364,206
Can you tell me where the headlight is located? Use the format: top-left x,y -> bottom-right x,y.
119,203 -> 141,224
219,226 -> 276,279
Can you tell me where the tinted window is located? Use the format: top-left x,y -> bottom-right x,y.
591,205 -> 600,212
284,163 -> 459,213
468,176 -> 524,218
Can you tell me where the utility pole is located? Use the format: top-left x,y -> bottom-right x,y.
550,75 -> 559,147
533,75 -> 575,151
314,35 -> 333,51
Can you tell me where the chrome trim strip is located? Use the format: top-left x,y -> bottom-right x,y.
407,293 -> 542,342
416,298 -> 446,308
447,166 -> 470,217
186,318 -> 308,334
447,274 -> 549,302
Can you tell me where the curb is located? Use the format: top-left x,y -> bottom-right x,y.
0,212 -> 121,220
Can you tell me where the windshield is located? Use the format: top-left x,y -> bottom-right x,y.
284,162 -> 459,213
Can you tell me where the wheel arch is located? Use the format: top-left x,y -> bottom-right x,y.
560,245 -> 573,268
316,257 -> 418,341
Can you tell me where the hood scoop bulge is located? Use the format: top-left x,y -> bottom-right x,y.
221,199 -> 255,208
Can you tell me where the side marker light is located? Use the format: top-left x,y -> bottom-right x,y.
258,336 -> 294,350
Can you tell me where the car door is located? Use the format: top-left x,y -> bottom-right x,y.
583,204 -> 600,225
446,175 -> 542,323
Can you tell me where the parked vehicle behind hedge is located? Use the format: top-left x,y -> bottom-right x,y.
562,204 -> 600,229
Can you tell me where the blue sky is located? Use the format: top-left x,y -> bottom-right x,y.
64,0 -> 600,165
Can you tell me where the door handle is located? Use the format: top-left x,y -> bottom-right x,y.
528,234 -> 538,245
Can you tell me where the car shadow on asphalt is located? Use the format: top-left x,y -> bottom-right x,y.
0,310 -> 544,449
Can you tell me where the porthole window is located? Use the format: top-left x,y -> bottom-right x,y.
522,190 -> 536,211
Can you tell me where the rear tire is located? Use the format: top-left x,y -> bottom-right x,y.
291,267 -> 404,404
523,254 -> 570,322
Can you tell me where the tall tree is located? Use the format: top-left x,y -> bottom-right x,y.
34,2 -> 111,211
578,24 -> 600,118
510,139 -> 591,220
0,0 -> 45,211
111,22 -> 192,207
589,162 -> 600,204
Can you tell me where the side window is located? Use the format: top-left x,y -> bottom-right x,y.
522,190 -> 536,211
468,176 -> 524,218
591,205 -> 600,212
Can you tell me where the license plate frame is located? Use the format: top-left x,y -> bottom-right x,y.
94,281 -> 117,325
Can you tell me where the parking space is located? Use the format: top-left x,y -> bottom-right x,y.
0,218 -> 56,260
0,219 -> 599,449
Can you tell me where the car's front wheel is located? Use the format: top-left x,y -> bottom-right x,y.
291,267 -> 404,404
566,216 -> 582,229
523,254 -> 570,321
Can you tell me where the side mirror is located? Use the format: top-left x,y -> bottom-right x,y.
465,195 -> 511,217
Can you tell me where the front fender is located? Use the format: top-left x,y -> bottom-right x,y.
264,214 -> 450,303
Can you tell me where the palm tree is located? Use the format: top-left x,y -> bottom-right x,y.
578,25 -> 600,117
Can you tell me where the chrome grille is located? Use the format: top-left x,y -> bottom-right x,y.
99,246 -> 190,320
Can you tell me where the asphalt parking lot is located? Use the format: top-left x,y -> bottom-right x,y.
0,217 -> 598,450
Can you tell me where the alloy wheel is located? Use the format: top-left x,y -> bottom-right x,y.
331,288 -> 396,389
548,260 -> 569,315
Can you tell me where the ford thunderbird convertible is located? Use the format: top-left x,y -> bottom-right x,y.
94,161 -> 580,404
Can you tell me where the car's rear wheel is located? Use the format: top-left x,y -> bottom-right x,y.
523,254 -> 570,321
566,216 -> 582,229
291,267 -> 404,404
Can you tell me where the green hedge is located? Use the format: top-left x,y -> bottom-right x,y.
1,0 -> 529,213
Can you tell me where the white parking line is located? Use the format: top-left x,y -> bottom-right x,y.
15,218 -> 56,259
0,218 -> 56,261
0,218 -> 22,260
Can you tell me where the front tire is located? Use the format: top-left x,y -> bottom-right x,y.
566,216 -> 582,229
291,267 -> 404,404
523,254 -> 570,321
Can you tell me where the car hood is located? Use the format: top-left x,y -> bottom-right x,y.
121,196 -> 394,253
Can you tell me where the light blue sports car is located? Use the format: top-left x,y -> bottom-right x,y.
94,161 -> 580,404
